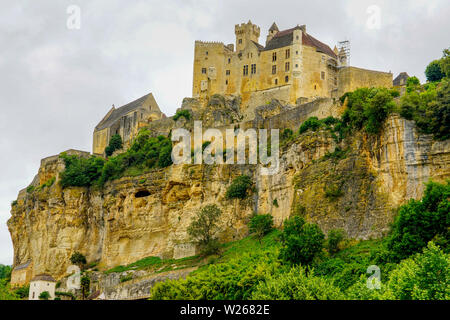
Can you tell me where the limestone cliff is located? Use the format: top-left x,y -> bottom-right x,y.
7,103 -> 450,283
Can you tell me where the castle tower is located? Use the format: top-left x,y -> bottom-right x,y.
266,22 -> 279,45
234,20 -> 260,52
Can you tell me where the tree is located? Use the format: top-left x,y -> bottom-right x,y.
105,134 -> 123,157
440,48 -> 450,78
386,242 -> 449,300
279,216 -> 325,265
425,60 -> 445,82
327,229 -> 346,255
386,180 -> 449,261
39,291 -> 50,300
81,275 -> 90,299
187,204 -> 222,255
70,252 -> 87,268
249,214 -> 274,242
226,175 -> 253,199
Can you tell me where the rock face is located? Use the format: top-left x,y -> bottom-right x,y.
8,101 -> 450,284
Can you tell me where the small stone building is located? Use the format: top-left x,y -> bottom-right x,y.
10,260 -> 33,287
29,274 -> 57,300
93,92 -> 166,155
393,72 -> 410,86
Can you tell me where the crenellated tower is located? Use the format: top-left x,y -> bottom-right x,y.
234,20 -> 260,52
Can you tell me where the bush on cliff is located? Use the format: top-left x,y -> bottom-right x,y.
60,154 -> 105,188
226,175 -> 253,200
105,134 -> 123,157
386,180 -> 449,261
60,130 -> 172,188
173,109 -> 191,121
341,87 -> 396,134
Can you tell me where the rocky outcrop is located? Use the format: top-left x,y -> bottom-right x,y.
8,105 -> 450,284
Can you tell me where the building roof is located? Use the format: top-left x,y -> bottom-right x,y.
13,260 -> 32,271
31,274 -> 56,282
251,40 -> 265,51
263,26 -> 337,59
393,72 -> 410,86
269,22 -> 279,32
95,93 -> 160,131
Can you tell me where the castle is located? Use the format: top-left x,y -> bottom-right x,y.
193,21 -> 392,115
92,21 -> 394,155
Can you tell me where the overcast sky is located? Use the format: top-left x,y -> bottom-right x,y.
0,0 -> 449,265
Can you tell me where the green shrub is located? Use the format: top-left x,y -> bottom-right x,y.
60,131 -> 173,188
341,87 -> 395,134
150,250 -> 280,300
252,265 -> 344,300
226,175 -> 253,199
279,216 -> 325,266
105,134 -> 123,156
386,242 -> 449,300
60,154 -> 105,187
39,291 -> 50,300
425,60 -> 445,82
173,109 -> 191,121
327,229 -> 346,255
11,200 -> 18,207
120,274 -> 133,283
324,183 -> 343,199
386,180 -> 449,261
13,284 -> 29,299
187,204 -> 222,255
26,185 -> 35,193
249,214 -> 274,242
70,252 -> 87,267
280,128 -> 293,141
299,117 -> 322,134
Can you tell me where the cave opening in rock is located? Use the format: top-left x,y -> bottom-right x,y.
135,190 -> 150,198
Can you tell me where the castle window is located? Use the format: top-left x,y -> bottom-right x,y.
295,64 -> 299,68
321,71 -> 325,80
314,84 -> 317,90
272,52 -> 277,62
251,64 -> 256,74
228,58 -> 231,63
285,75 -> 289,83
296,35 -> 299,40
226,70 -> 230,75
226,80 -> 228,85
206,51 -> 208,55
202,68 -> 206,74
272,65 -> 276,74
285,62 -> 290,72
286,49 -> 290,59
243,65 -> 249,76
238,39 -> 242,44
296,51 -> 299,55
274,79 -> 278,85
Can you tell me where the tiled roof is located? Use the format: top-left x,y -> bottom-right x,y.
31,274 -> 56,282
95,93 -> 157,131
13,260 -> 31,271
263,26 -> 337,59
251,40 -> 265,51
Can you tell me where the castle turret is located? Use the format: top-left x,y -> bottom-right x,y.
234,20 -> 260,52
266,22 -> 279,45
